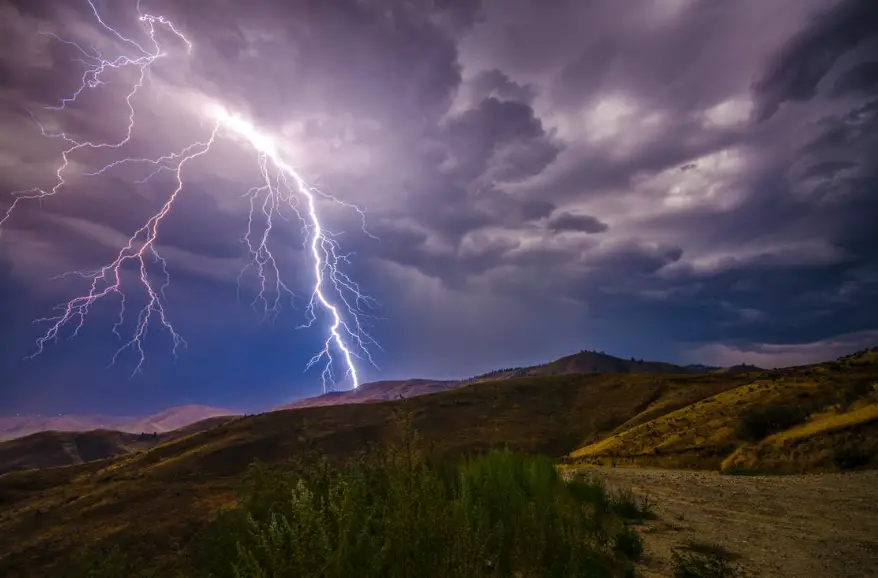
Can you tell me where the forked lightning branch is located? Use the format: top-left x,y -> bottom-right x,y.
0,1 -> 379,392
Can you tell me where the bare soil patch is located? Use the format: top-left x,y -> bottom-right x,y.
581,467 -> 878,578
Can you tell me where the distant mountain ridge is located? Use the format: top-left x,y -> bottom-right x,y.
0,349 -> 763,439
0,405 -> 237,442
465,350 -> 705,383
275,349 -> 733,411
0,415 -> 238,475
277,379 -> 458,410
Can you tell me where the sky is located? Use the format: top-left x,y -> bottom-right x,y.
1,0 -> 877,416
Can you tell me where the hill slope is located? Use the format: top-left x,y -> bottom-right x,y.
0,415 -> 130,442
0,405 -> 238,442
528,350 -> 692,376
277,379 -> 459,409
460,350 -> 707,386
0,370 -> 754,576
0,430 -> 149,476
281,350 -> 702,409
0,416 -> 237,475
125,406 -> 236,434
1,353 -> 874,575
569,349 -> 878,472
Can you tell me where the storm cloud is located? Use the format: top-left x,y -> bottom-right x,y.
1,0 -> 876,414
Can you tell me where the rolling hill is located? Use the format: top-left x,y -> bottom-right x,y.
0,416 -> 238,476
0,349 -> 874,575
0,350 -> 722,443
0,415 -> 131,442
278,349 -> 710,410
277,379 -> 459,409
524,349 -> 695,376
461,349 -> 704,384
124,405 -> 237,434
568,348 -> 878,472
0,405 -> 238,442
0,370 -> 760,576
0,349 -> 694,472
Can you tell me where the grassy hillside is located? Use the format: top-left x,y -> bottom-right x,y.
0,430 -> 152,476
569,349 -> 878,473
0,406 -> 238,442
1,352 -> 875,575
0,415 -> 131,442
0,370 -> 747,577
0,417 -> 236,475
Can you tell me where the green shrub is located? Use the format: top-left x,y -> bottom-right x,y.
842,378 -> 875,407
199,442 -> 634,577
832,443 -> 871,470
609,488 -> 655,521
735,403 -> 808,442
78,419 -> 646,577
613,525 -> 643,560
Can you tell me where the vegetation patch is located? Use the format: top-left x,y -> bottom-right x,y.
670,546 -> 740,578
72,424 -> 646,577
734,402 -> 810,443
571,353 -> 878,474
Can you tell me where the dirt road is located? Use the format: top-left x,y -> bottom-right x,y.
580,467 -> 878,578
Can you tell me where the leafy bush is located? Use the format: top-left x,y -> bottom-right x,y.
77,418 -> 648,577
609,488 -> 655,521
196,424 -> 640,578
735,403 -> 808,442
832,443 -> 871,470
613,525 -> 643,560
842,378 -> 875,407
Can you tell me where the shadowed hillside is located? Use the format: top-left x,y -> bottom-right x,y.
0,406 -> 238,442
527,350 -> 692,376
0,416 -> 237,475
0,415 -> 131,442
460,350 -> 704,386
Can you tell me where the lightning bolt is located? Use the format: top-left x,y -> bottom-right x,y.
0,1 -> 380,391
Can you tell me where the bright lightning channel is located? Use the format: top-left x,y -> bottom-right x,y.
0,1 -> 379,392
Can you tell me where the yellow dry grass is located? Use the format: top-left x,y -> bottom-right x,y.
570,349 -> 878,472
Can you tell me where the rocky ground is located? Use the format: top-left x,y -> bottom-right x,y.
579,467 -> 878,578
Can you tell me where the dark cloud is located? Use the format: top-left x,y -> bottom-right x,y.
1,0 -> 877,415
753,0 -> 878,121
442,97 -> 555,181
831,61 -> 878,96
468,69 -> 536,104
546,211 -> 608,234
518,199 -> 555,221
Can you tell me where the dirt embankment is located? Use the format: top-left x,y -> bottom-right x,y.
583,467 -> 878,578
